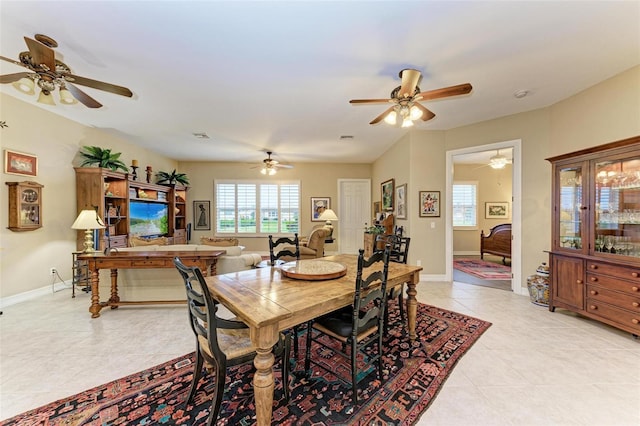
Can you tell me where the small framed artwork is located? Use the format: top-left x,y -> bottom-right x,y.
419,191 -> 440,217
4,150 -> 38,177
395,184 -> 407,219
194,200 -> 211,230
381,178 -> 395,211
485,202 -> 509,219
373,201 -> 381,219
311,197 -> 330,221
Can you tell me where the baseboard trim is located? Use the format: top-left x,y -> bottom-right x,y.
1,280 -> 71,309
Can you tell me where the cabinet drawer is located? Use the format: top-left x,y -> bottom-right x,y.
587,285 -> 640,312
174,229 -> 186,237
131,260 -> 170,267
586,273 -> 640,295
586,301 -> 640,332
587,261 -> 640,282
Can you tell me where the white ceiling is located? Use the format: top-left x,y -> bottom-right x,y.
1,1 -> 638,167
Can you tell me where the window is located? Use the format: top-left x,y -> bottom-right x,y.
215,180 -> 300,235
452,181 -> 477,228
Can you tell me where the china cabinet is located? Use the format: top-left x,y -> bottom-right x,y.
547,136 -> 640,335
6,181 -> 43,231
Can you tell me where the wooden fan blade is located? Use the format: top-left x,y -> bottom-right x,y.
0,72 -> 33,84
0,55 -> 28,68
349,98 -> 392,104
370,106 -> 395,125
398,69 -> 421,99
61,73 -> 133,97
24,36 -> 55,71
418,83 -> 472,101
414,103 -> 436,121
65,83 -> 103,108
275,164 -> 294,169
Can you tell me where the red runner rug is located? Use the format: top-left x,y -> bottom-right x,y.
1,303 -> 490,425
453,258 -> 512,280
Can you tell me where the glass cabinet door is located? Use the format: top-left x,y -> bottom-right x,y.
594,156 -> 640,258
557,165 -> 584,251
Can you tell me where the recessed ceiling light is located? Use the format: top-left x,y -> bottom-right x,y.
513,90 -> 529,99
192,132 -> 209,139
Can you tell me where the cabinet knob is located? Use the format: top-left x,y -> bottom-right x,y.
590,264 -> 597,269
590,305 -> 597,310
632,302 -> 639,308
633,287 -> 639,292
632,319 -> 639,325
632,272 -> 639,278
590,290 -> 598,295
576,279 -> 583,284
590,277 -> 598,282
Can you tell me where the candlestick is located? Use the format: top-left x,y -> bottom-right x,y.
130,165 -> 138,181
131,159 -> 139,167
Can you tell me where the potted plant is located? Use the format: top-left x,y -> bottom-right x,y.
79,146 -> 128,172
156,169 -> 189,186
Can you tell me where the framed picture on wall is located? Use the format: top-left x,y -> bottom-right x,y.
419,191 -> 440,217
193,200 -> 211,230
381,178 -> 394,211
311,197 -> 330,221
395,184 -> 407,219
485,202 -> 509,219
4,150 -> 38,177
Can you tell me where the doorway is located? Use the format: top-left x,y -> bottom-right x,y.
445,140 -> 523,294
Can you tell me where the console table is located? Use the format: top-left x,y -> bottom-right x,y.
78,250 -> 224,318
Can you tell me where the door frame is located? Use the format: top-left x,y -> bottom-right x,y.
337,178 -> 371,255
445,139 -> 524,294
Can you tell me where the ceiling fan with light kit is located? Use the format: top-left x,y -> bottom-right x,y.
252,151 -> 294,175
0,34 -> 133,108
350,68 -> 472,127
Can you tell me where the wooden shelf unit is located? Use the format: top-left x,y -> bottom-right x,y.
546,136 -> 640,336
75,168 -> 188,250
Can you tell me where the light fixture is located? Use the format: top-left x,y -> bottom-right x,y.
59,86 -> 78,104
384,110 -> 397,125
409,105 -> 423,120
72,209 -> 106,253
37,90 -> 55,105
12,77 -> 35,95
261,165 -> 276,176
384,101 -> 422,128
489,150 -> 509,169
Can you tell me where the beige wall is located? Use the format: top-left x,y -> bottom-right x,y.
179,161 -> 371,252
0,93 -> 177,299
1,65 -> 638,302
453,163 -> 513,253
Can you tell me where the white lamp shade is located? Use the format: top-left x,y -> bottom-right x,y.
318,209 -> 338,222
409,105 -> 423,120
72,210 -> 106,230
37,90 -> 55,105
384,110 -> 397,125
401,117 -> 414,128
59,87 -> 78,104
12,77 -> 35,95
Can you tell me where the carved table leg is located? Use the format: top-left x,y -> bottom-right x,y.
406,276 -> 419,341
251,324 -> 278,426
109,269 -> 120,308
89,269 -> 101,318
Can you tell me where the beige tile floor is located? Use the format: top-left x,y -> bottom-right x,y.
1,280 -> 639,425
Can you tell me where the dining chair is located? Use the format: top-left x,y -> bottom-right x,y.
304,246 -> 391,405
173,257 -> 290,426
268,233 -> 300,264
384,235 -> 411,332
268,233 -> 303,358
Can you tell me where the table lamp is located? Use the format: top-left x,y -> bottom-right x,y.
72,209 -> 106,252
318,208 -> 339,238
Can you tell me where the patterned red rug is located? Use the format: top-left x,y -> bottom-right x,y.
1,303 -> 490,426
453,258 -> 512,280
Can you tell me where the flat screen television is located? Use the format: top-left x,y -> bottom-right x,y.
129,201 -> 169,237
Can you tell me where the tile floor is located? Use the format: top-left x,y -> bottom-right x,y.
1,280 -> 639,425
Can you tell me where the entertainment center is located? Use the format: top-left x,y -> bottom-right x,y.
74,167 -> 187,251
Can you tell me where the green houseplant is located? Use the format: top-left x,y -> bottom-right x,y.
79,146 -> 128,172
156,169 -> 189,186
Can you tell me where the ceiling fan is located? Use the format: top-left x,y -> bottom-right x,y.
0,34 -> 133,108
349,68 -> 472,127
255,151 -> 294,175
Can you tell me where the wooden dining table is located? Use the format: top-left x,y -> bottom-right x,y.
204,253 -> 422,426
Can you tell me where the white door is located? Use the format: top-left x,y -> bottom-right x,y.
338,179 -> 371,254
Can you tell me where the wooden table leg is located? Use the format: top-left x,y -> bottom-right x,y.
406,273 -> 420,340
109,269 -> 120,308
251,324 -> 278,426
89,268 -> 101,318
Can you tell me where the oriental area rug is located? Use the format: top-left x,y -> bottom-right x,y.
1,303 -> 491,426
453,258 -> 512,280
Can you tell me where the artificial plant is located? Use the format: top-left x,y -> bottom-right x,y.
79,146 -> 128,172
156,169 -> 190,185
